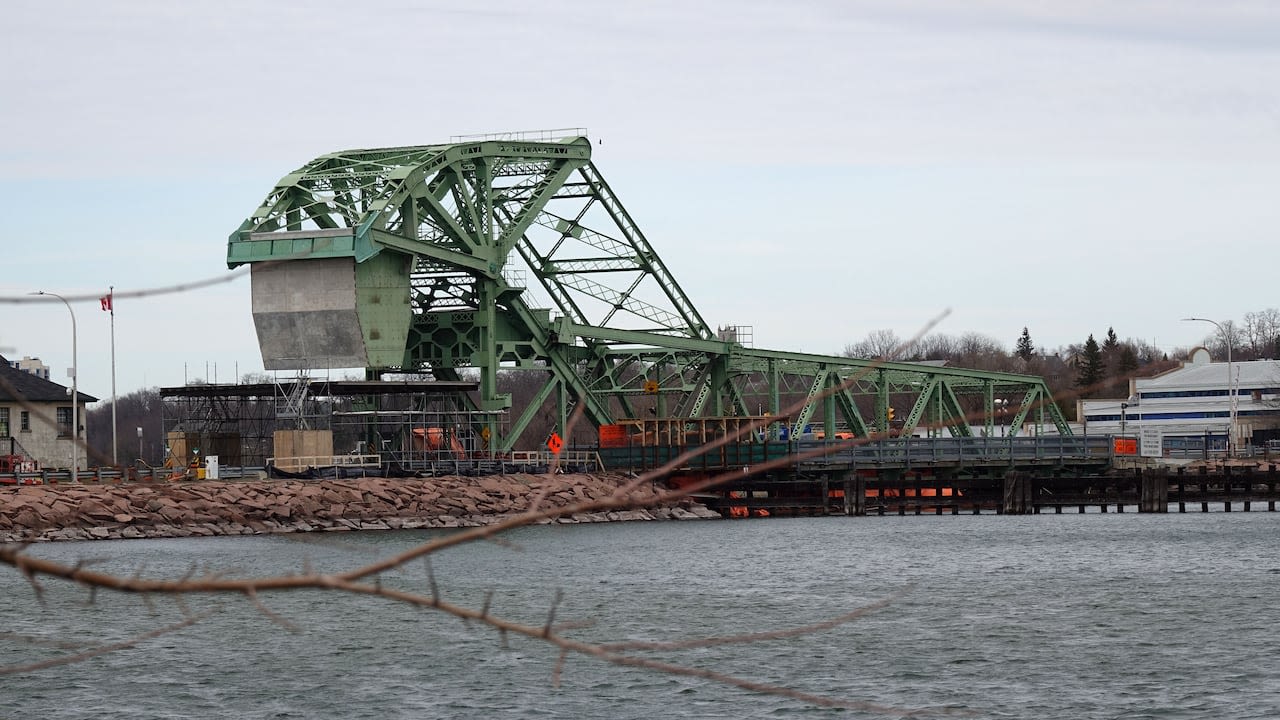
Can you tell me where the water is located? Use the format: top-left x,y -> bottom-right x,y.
3,513 -> 1279,719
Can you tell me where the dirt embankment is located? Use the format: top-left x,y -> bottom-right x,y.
0,473 -> 721,543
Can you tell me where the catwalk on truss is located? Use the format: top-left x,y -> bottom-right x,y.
227,130 -> 1071,451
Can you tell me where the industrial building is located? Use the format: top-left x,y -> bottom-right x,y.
1079,348 -> 1280,453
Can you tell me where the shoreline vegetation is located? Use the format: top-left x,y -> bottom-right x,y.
0,474 -> 721,543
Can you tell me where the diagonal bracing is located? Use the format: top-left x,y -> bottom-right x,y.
229,133 -> 1071,450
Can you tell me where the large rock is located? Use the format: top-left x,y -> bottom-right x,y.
0,472 -> 712,543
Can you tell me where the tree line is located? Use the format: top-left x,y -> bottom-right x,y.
841,307 -> 1280,416
842,324 -> 1176,400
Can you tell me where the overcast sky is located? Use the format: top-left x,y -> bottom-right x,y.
2,0 -> 1278,400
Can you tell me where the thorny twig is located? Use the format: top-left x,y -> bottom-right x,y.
0,612 -> 213,676
0,312 -> 990,713
598,587 -> 911,653
0,631 -> 93,650
244,587 -> 299,632
0,465 -> 929,712
0,470 -> 940,713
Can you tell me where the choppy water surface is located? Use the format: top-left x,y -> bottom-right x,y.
3,513 -> 1279,719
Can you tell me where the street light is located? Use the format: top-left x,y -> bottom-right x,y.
1120,401 -> 1128,438
1183,316 -> 1234,456
32,291 -> 78,483
994,398 -> 1009,437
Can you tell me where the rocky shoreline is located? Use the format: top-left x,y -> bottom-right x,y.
0,473 -> 721,543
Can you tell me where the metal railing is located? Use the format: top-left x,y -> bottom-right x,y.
266,454 -> 382,471
597,435 -> 1117,471
795,435 -> 1114,466
508,450 -> 603,471
0,465 -> 270,485
450,127 -> 587,143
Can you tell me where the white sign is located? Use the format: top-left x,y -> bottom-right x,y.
1139,427 -> 1163,458
205,455 -> 220,480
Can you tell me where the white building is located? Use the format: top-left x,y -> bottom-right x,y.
1079,348 -> 1280,451
0,353 -> 98,470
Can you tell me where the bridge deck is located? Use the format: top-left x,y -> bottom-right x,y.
598,436 -> 1116,474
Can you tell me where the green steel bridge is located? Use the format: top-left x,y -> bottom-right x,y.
227,131 -> 1071,453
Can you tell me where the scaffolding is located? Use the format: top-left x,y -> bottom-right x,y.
161,376 -> 486,469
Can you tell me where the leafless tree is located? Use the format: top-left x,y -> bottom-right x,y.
842,328 -> 903,359
914,333 -> 960,361
1243,308 -> 1280,360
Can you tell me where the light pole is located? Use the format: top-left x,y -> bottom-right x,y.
33,291 -> 78,482
1183,317 -> 1234,456
1120,401 -> 1128,438
994,398 -> 1009,438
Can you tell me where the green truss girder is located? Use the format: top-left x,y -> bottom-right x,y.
898,377 -> 940,436
229,134 -> 1072,450
894,378 -> 967,438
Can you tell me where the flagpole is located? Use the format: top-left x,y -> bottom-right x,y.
109,286 -> 117,465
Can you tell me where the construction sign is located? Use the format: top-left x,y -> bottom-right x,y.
547,432 -> 564,455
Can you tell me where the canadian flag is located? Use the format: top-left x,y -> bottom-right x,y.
100,293 -> 112,312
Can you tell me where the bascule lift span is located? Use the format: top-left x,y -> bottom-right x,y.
225,130 -> 1071,462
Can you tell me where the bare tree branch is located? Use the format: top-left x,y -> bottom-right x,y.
0,611 -> 213,676
0,310 -> 970,713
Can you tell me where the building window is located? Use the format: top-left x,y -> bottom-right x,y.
0,407 -> 8,438
57,407 -> 72,437
20,410 -> 29,432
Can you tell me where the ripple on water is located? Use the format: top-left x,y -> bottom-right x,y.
3,514 -> 1280,719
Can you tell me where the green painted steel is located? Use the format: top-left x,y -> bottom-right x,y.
353,251 -> 413,368
229,132 -> 1072,449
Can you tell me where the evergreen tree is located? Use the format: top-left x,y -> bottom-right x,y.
1101,327 -> 1120,363
1076,334 -> 1103,392
1099,327 -> 1122,393
1116,346 -> 1139,396
1015,327 -> 1035,362
1118,346 -> 1138,376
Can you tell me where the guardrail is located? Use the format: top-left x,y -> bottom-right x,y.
796,435 -> 1115,466
0,465 -> 270,485
508,450 -> 604,471
1,451 -> 609,486
266,454 -> 382,471
597,436 -> 1116,472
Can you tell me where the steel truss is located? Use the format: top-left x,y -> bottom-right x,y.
229,133 -> 1071,450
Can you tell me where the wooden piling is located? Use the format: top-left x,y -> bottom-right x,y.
1002,472 -> 1032,515
1139,469 -> 1168,513
843,475 -> 866,516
